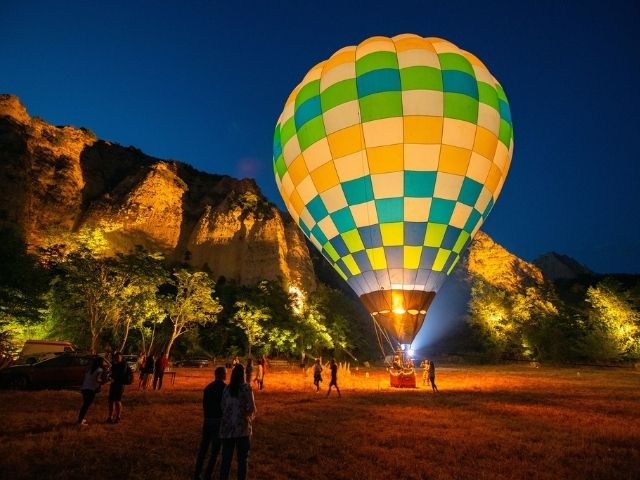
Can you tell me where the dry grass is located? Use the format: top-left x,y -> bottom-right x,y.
1,365 -> 639,480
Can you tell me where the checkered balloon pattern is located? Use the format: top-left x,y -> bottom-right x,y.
273,34 -> 513,304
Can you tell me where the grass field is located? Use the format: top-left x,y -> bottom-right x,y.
0,364 -> 639,480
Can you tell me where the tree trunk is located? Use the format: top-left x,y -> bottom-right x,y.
148,323 -> 157,354
119,318 -> 131,352
164,324 -> 180,358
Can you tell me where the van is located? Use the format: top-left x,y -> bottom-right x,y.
18,340 -> 76,363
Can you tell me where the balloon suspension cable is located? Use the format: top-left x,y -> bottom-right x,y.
371,314 -> 397,361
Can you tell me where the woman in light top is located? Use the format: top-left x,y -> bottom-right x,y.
219,364 -> 256,480
77,356 -> 104,426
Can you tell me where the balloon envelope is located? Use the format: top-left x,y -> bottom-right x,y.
273,34 -> 513,344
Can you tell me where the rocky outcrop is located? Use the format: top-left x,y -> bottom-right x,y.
0,94 -> 316,292
534,252 -> 592,280
467,231 -> 544,292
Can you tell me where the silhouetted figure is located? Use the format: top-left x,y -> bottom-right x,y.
312,358 -> 323,392
77,357 -> 104,426
254,358 -> 264,390
219,364 -> 256,480
245,358 -> 253,384
140,354 -> 154,390
153,351 -> 168,390
107,352 -> 126,423
327,359 -> 341,397
428,360 -> 438,393
194,367 -> 226,480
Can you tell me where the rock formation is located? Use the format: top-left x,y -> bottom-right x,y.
0,94 -> 316,292
534,252 -> 592,280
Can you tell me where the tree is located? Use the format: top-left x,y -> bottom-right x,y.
232,301 -> 270,356
584,280 -> 640,361
47,247 -> 127,353
111,249 -> 167,352
163,269 -> 222,357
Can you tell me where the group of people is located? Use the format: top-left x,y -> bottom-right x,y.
136,351 -> 169,390
419,359 -> 438,392
76,350 -> 170,427
194,363 -> 256,480
234,355 -> 266,391
312,357 -> 341,397
77,351 -> 130,426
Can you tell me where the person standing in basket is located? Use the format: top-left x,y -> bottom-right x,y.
107,352 -> 127,423
153,351 -> 168,390
219,364 -> 256,480
77,356 -> 104,426
194,366 -> 227,480
327,358 -> 341,397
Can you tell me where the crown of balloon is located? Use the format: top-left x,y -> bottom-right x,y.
273,34 -> 513,343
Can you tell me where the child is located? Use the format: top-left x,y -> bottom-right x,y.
312,358 -> 323,392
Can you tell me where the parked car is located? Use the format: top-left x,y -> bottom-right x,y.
174,358 -> 211,368
0,353 -> 110,390
18,340 -> 76,364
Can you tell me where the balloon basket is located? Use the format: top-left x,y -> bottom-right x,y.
389,369 -> 416,388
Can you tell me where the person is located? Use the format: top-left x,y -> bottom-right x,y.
232,355 -> 240,367
392,354 -> 402,370
428,360 -> 438,393
406,357 -> 415,369
77,356 -> 104,426
107,351 -> 127,423
420,359 -> 430,386
260,355 -> 268,388
140,353 -> 155,390
136,352 -> 146,387
153,351 -> 169,390
312,358 -> 323,392
253,358 -> 264,391
194,367 -> 227,480
327,358 -> 341,397
219,364 -> 256,480
245,358 -> 253,384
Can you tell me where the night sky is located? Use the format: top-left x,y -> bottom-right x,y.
1,0 -> 638,273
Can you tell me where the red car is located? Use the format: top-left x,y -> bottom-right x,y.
0,353 -> 110,390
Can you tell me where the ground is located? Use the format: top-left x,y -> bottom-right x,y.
0,364 -> 639,480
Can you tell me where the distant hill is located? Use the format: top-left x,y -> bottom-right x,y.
534,252 -> 593,280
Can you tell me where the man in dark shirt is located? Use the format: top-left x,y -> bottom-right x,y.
194,366 -> 226,480
107,351 -> 127,423
327,358 -> 341,397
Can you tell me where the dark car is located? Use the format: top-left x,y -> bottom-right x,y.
174,358 -> 211,368
0,353 -> 110,390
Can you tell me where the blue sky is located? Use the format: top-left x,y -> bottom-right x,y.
1,0 -> 638,273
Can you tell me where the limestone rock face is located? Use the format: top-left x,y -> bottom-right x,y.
466,231 -> 543,292
0,94 -> 315,292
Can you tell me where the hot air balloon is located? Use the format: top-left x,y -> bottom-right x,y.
273,34 -> 513,354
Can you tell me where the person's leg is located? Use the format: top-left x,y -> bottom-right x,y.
153,373 -> 158,390
108,401 -> 114,421
78,390 -> 94,423
194,424 -> 213,480
219,438 -> 236,480
115,400 -> 122,420
158,373 -> 163,390
236,436 -> 251,480
203,419 -> 221,480
336,384 -> 341,397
